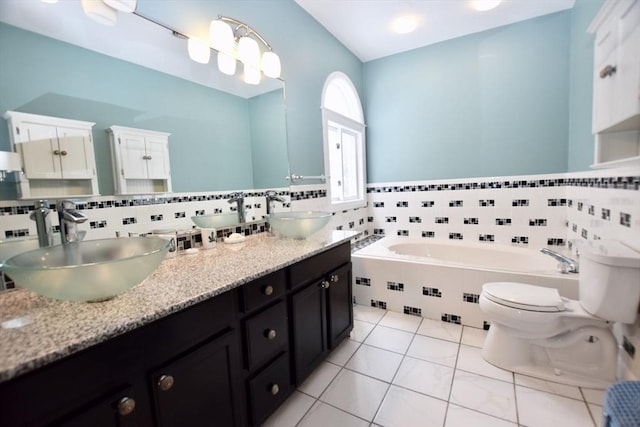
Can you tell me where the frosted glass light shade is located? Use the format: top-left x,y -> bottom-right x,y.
471,0 -> 502,11
188,38 -> 210,64
262,51 -> 281,78
238,36 -> 260,66
210,20 -> 234,53
244,64 -> 261,85
103,0 -> 137,13
217,52 -> 237,75
81,0 -> 117,26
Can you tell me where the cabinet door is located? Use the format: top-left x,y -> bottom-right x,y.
291,280 -> 327,385
327,263 -> 353,349
60,385 -> 145,427
615,0 -> 640,123
150,330 -> 243,427
144,136 -> 171,179
592,21 -> 617,132
119,133 -> 148,179
56,126 -> 96,179
17,122 -> 62,179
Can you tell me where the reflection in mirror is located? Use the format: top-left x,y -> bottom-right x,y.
0,1 -> 289,207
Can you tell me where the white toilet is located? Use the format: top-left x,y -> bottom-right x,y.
480,240 -> 640,388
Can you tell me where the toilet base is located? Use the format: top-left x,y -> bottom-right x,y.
482,323 -> 617,388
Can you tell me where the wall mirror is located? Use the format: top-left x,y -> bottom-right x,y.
0,1 -> 289,204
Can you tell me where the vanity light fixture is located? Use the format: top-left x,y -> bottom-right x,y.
471,0 -> 502,12
81,0 -> 119,26
187,38 -> 211,64
209,16 -> 281,83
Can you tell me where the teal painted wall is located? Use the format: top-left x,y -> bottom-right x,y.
363,11 -> 573,183
568,0 -> 604,171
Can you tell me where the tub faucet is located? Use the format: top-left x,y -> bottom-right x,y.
265,190 -> 285,215
228,192 -> 246,224
29,199 -> 54,248
540,248 -> 579,274
57,200 -> 88,244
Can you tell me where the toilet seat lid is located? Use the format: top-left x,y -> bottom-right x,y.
482,282 -> 565,312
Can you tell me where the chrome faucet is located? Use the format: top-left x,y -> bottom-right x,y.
227,192 -> 246,224
57,200 -> 88,244
265,190 -> 285,215
540,248 -> 579,274
29,199 -> 54,248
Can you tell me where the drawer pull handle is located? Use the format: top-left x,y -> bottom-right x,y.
117,397 -> 136,416
263,285 -> 274,296
157,374 -> 175,391
270,384 -> 280,395
265,329 -> 277,340
330,274 -> 339,283
321,280 -> 330,289
599,64 -> 616,79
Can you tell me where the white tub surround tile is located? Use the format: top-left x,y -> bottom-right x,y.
444,404 -> 517,427
392,355 -> 454,401
362,324 -> 414,354
416,317 -> 463,343
298,401 -> 369,427
319,369 -> 389,421
449,370 -> 517,422
406,335 -> 459,368
581,387 -> 607,405
373,385 -> 447,427
588,403 -> 604,427
298,362 -> 341,398
516,385 -> 595,427
345,344 -> 403,382
262,391 -> 315,427
325,339 -> 361,367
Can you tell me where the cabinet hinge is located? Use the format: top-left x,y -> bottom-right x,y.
118,138 -> 121,145
121,168 -> 125,176
16,126 -> 20,135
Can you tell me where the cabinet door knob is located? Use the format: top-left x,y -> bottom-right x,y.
53,149 -> 60,155
157,374 -> 175,391
330,274 -> 339,283
599,64 -> 616,79
263,285 -> 274,296
60,150 -> 67,156
270,384 -> 280,395
265,329 -> 277,340
117,397 -> 136,416
321,280 -> 330,289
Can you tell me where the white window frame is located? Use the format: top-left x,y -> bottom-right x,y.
321,72 -> 366,210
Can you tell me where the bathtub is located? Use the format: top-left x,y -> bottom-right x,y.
352,237 -> 578,328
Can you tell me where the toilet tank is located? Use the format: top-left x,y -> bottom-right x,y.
579,241 -> 640,323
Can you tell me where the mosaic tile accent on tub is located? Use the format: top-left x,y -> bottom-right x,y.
404,306 -> 422,316
529,219 -> 547,226
449,200 -> 463,207
495,218 -> 511,226
396,201 -> 408,207
355,277 -> 371,286
422,231 -> 435,238
371,300 -> 387,309
547,238 -> 566,246
387,282 -> 404,292
464,217 -> 479,225
421,201 -> 435,207
174,211 -> 185,219
483,321 -> 491,331
602,208 -> 611,220
409,216 -> 422,223
397,230 -> 409,236
4,229 -> 29,238
449,233 -> 463,240
511,236 -> 529,245
90,220 -> 107,229
441,313 -> 461,324
479,234 -> 495,242
479,199 -> 495,207
620,212 -> 631,227
423,287 -> 442,298
463,293 -> 480,304
512,199 -> 529,207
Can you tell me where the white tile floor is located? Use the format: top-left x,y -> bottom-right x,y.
263,304 -> 607,427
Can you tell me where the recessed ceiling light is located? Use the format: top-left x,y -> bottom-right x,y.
391,15 -> 420,34
471,0 -> 502,12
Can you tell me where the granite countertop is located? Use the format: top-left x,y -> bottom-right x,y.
0,230 -> 358,383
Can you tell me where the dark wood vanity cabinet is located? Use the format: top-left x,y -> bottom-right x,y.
289,243 -> 353,385
0,242 -> 353,427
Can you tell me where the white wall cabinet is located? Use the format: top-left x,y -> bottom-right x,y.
589,0 -> 640,168
3,111 -> 98,199
108,126 -> 172,195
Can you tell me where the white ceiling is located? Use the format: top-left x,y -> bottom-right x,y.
294,0 -> 576,62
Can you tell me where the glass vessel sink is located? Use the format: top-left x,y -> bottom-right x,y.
191,213 -> 238,229
2,237 -> 170,302
267,211 -> 332,239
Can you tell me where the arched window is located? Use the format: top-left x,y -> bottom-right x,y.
322,72 -> 366,209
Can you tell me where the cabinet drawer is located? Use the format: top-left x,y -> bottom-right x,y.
247,353 -> 291,426
241,269 -> 286,313
289,242 -> 350,290
244,300 -> 288,370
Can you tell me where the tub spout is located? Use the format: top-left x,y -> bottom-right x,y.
540,248 -> 578,274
